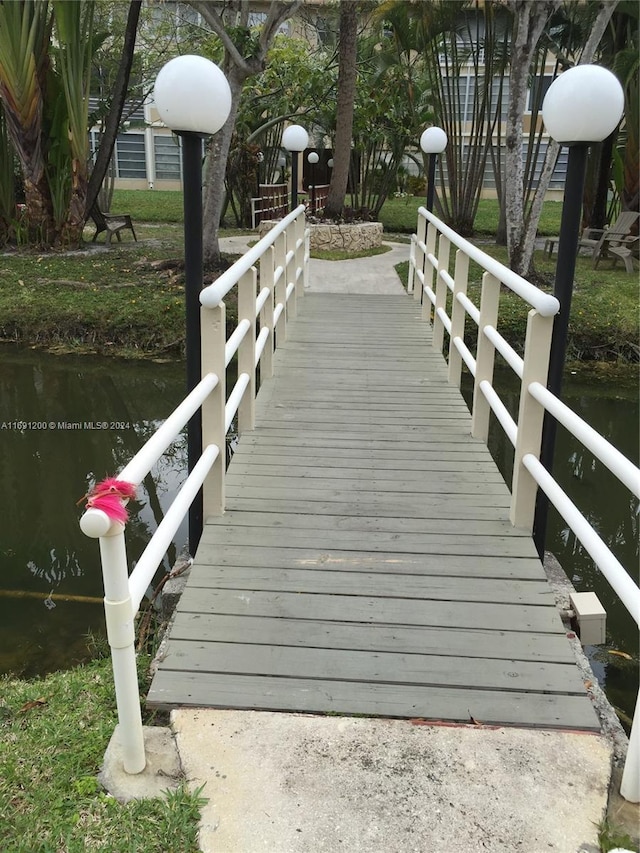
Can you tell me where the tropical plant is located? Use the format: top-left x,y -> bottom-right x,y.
384,0 -> 510,235
350,3 -> 433,217
224,33 -> 335,226
51,0 -> 95,243
0,104 -> 14,245
610,2 -> 639,215
0,0 -> 55,243
505,0 -> 618,276
0,0 -> 103,247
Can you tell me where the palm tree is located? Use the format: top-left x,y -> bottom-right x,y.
0,0 -> 56,242
324,0 -> 358,219
53,0 -> 95,244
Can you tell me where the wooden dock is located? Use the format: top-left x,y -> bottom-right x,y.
148,293 -> 598,730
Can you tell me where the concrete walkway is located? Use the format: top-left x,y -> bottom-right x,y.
128,237 -> 627,852
220,235 -> 409,295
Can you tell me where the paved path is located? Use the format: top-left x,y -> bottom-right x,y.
308,241 -> 409,294
220,235 -> 409,295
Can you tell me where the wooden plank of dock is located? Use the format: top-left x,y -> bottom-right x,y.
148,293 -> 598,731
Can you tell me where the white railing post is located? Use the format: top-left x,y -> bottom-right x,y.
621,689 -> 640,802
303,226 -> 310,291
285,224 -> 297,319
421,223 -> 439,321
510,309 -> 554,530
294,213 -> 306,300
201,303 -> 226,518
238,267 -> 257,434
447,249 -> 470,388
413,214 -> 427,302
259,247 -> 275,379
100,525 -> 145,774
80,510 -> 145,775
274,231 -> 287,343
407,234 -> 417,294
431,235 -> 451,352
471,272 -> 500,442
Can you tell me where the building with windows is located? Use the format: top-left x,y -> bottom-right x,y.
99,1 -> 569,200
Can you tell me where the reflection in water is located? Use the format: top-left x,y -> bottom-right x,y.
0,346 -> 187,677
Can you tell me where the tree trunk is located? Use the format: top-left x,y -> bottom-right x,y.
85,0 -> 142,218
504,1 -> 558,276
324,0 -> 358,220
589,134 -> 615,229
202,71 -> 243,266
518,1 -> 618,274
191,0 -> 302,265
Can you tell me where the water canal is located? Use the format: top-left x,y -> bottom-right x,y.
0,347 -> 637,729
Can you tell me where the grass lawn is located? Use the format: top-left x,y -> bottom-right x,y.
0,657 -> 203,852
395,241 -> 639,365
378,195 -> 563,236
0,191 -> 636,364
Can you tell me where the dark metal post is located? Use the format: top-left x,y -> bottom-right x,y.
533,143 -> 589,559
426,153 -> 437,212
179,131 -> 204,553
291,152 -> 299,210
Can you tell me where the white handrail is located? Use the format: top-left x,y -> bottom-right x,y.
256,286 -> 270,314
480,380 -> 518,446
483,325 -> 524,379
81,206 -> 309,779
523,453 -> 640,626
225,373 -> 250,434
456,291 -> 480,326
129,444 -> 220,612
118,372 -> 218,485
255,326 -> 270,366
453,336 -> 477,376
225,319 -> 251,367
528,381 -> 640,499
418,207 -> 560,316
409,207 -> 638,800
200,205 -> 306,307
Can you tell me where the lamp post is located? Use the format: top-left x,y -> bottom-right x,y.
282,124 -> 309,210
307,151 -> 319,213
419,126 -> 448,212
532,65 -> 624,560
154,55 -> 231,553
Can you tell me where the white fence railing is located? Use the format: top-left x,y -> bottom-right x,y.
409,206 -> 640,802
80,205 -> 309,775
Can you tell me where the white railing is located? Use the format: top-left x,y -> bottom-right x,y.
79,205 -> 309,775
409,206 -> 640,802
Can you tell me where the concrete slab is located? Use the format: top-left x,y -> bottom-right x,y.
172,709 -> 612,853
98,725 -> 183,803
307,241 -> 409,295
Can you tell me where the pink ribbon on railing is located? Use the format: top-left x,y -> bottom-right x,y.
80,477 -> 137,524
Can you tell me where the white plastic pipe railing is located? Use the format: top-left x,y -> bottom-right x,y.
200,205 -> 306,308
408,207 -> 640,802
528,382 -> 640,499
415,206 -> 560,315
80,207 -> 309,776
120,372 -> 219,485
128,444 -> 220,613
